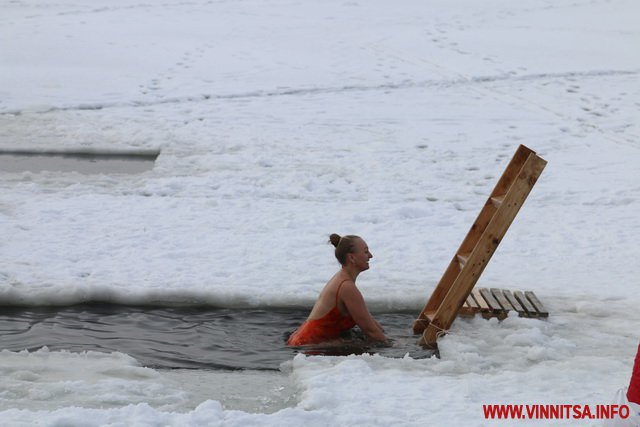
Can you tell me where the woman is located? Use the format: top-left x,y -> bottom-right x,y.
287,234 -> 387,346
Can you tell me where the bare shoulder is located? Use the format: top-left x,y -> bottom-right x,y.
337,279 -> 361,296
335,276 -> 355,289
320,276 -> 353,298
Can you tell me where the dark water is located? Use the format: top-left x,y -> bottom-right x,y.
0,150 -> 157,174
0,305 -> 436,370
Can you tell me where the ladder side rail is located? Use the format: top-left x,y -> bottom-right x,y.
458,144 -> 534,254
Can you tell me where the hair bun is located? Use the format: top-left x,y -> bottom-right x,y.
329,233 -> 342,248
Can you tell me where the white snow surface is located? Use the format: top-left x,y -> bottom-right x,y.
1,0 -> 639,425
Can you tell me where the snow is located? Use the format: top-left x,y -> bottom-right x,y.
1,0 -> 639,425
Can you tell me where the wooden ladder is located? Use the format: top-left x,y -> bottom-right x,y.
413,145 -> 547,346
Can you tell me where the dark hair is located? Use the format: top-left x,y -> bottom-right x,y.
329,233 -> 360,265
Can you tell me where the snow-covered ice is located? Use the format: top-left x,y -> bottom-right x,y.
1,0 -> 639,425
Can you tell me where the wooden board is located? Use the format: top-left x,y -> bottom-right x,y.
514,291 -> 537,317
466,293 -> 480,310
525,291 -> 549,317
471,288 -> 490,311
458,294 -> 479,316
458,302 -> 475,317
502,289 -> 526,316
479,288 -> 502,311
480,288 -> 508,320
491,288 -> 514,312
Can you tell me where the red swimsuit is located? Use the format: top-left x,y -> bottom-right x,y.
287,281 -> 356,346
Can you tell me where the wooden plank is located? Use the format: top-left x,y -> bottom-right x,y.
514,291 -> 538,318
457,294 -> 480,317
420,152 -> 547,345
479,287 -> 507,320
525,291 -> 549,318
471,288 -> 490,311
466,293 -> 479,310
502,289 -> 526,316
458,300 -> 476,317
491,288 -> 514,312
479,288 -> 502,311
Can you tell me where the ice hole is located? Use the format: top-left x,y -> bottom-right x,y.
0,306 -> 434,413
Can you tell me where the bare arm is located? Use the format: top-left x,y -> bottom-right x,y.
340,281 -> 387,342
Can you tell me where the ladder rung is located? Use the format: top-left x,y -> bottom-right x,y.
456,252 -> 471,269
490,195 -> 506,207
423,311 -> 436,322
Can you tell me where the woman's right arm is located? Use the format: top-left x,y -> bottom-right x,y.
340,282 -> 387,342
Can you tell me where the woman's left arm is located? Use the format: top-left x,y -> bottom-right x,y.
340,281 -> 387,342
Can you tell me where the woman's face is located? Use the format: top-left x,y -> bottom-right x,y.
350,238 -> 373,271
